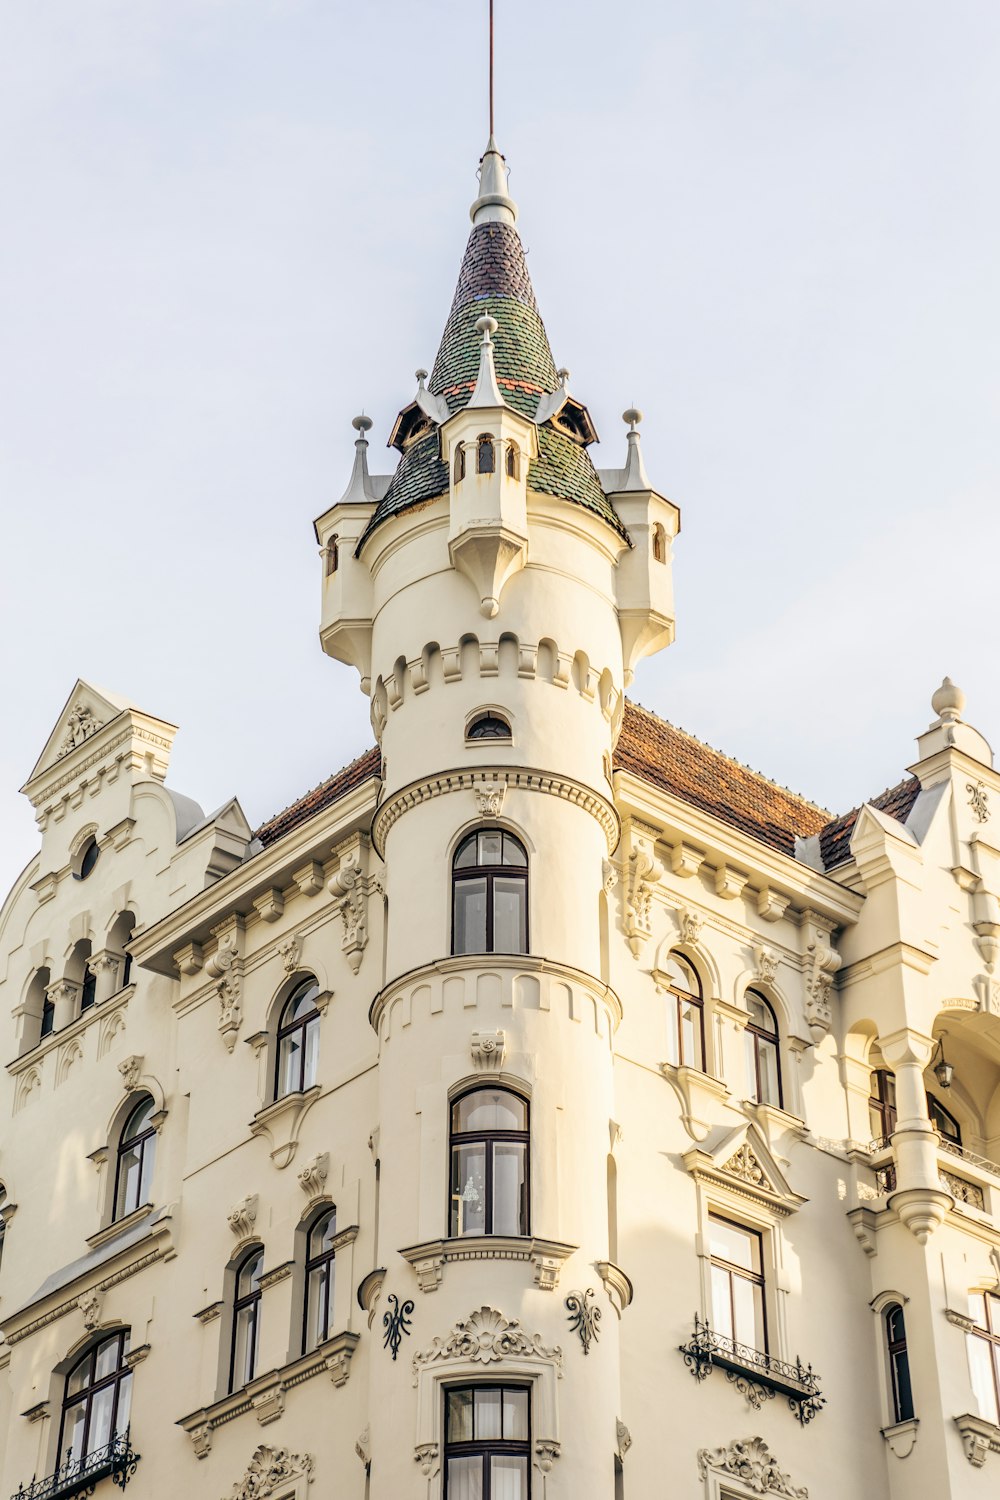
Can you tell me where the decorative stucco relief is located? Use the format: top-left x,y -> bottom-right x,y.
328,839 -> 370,975
226,1445 -> 314,1500
696,1437 -> 808,1497
412,1305 -> 562,1385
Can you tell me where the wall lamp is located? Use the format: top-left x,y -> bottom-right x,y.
932,1033 -> 954,1090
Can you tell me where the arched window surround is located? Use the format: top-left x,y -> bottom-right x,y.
465,707 -> 513,745
258,971 -> 332,1112
56,1328 -> 133,1470
451,827 -> 529,958
112,1096 -> 157,1223
275,977 -> 323,1100
96,1084 -> 167,1232
284,1198 -> 360,1366
228,1246 -> 264,1394
448,1083 -> 530,1239
658,950 -> 707,1074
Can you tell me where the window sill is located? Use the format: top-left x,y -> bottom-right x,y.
679,1316 -> 824,1425
881,1416 -> 919,1459
399,1235 -> 577,1293
249,1084 -> 321,1170
955,1412 -> 1000,1467
177,1330 -> 360,1458
86,1203 -> 153,1251
741,1100 -> 808,1140
8,985 -> 135,1074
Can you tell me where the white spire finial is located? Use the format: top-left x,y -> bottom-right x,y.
931,676 -> 966,724
471,136 -> 518,226
338,414 -> 377,504
467,314 -> 506,409
619,407 -> 651,491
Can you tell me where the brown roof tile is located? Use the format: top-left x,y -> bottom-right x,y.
817,778 -> 921,870
254,747 -> 381,848
614,701 -> 831,857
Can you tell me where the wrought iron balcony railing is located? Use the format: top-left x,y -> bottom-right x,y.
11,1429 -> 140,1500
679,1315 -> 825,1425
939,1138 -> 1000,1183
867,1137 -> 897,1193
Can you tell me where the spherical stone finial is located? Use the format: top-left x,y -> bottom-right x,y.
558,367 -> 571,384
352,414 -> 374,434
623,407 -> 643,430
475,314 -> 499,342
415,368 -> 428,384
931,676 -> 966,723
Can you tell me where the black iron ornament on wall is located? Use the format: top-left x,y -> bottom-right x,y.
383,1292 -> 414,1361
565,1288 -> 601,1355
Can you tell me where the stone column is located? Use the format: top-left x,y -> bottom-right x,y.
89,950 -> 122,1005
881,1028 -> 950,1242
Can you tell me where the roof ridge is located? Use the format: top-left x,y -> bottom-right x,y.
623,699 -> 833,818
254,746 -> 380,835
820,774 -> 920,832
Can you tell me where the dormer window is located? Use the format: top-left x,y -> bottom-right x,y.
455,446 -> 466,484
477,435 -> 495,474
505,443 -> 519,479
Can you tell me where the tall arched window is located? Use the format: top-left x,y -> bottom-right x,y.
303,1208 -> 337,1354
230,1248 -> 263,1392
652,523 -> 666,563
113,1097 -> 157,1221
452,829 -> 528,955
744,991 -> 782,1107
276,979 -> 321,1099
40,990 -> 55,1041
477,434 -> 495,473
450,1087 -> 529,1238
869,1068 -> 897,1142
505,442 -> 519,479
661,953 -> 706,1071
884,1304 -> 914,1422
454,446 -> 466,483
59,1330 -> 132,1467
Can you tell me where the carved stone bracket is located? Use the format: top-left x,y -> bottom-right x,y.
471,1029 -> 506,1071
250,1085 -> 321,1170
803,916 -> 841,1042
753,946 -> 779,986
955,1412 -> 1000,1467
117,1054 -> 144,1092
328,838 -> 371,975
595,1260 -> 634,1316
207,917 -> 245,1052
474,780 -> 507,819
623,830 -> 665,959
278,934 -> 304,974
881,1416 -> 919,1459
228,1194 -> 259,1241
297,1152 -> 329,1199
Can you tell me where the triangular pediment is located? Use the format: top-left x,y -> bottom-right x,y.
683,1123 -> 806,1216
22,679 -> 178,808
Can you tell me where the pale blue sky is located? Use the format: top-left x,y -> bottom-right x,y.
2,1 -> 999,895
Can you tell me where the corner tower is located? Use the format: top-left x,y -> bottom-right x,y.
315,140 -> 680,1497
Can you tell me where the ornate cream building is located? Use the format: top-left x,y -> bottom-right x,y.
1,134 -> 999,1500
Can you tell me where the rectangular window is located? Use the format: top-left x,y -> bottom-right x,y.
709,1214 -> 766,1353
967,1292 -> 1000,1427
445,1385 -> 530,1498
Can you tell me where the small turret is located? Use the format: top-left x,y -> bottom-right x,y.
439,314 -> 538,618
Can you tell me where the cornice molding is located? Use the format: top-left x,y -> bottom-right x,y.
372,766 -> 619,856
370,953 -> 622,1034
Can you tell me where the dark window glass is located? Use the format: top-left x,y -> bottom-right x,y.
967,1292 -> 1000,1427
276,979 -> 321,1099
40,995 -> 55,1040
709,1214 -> 767,1353
0,1186 -> 6,1271
885,1304 -> 914,1422
869,1069 -> 897,1142
303,1209 -> 338,1354
505,444 -> 518,479
113,1097 -> 156,1221
927,1093 -> 961,1144
455,447 -> 466,483
477,435 -> 495,474
661,953 -> 706,1071
75,840 -> 100,881
467,714 -> 511,741
80,965 -> 97,1013
452,830 -> 527,955
450,1088 -> 529,1238
445,1384 -> 530,1499
744,991 -> 782,1107
58,1331 -> 132,1464
230,1249 -> 263,1391
326,536 -> 339,575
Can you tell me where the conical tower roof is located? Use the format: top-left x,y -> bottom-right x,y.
361,145 -> 628,545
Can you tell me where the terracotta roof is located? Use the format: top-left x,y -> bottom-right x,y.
250,704 -> 919,876
817,777 -> 921,870
614,701 -> 831,858
253,748 -> 381,848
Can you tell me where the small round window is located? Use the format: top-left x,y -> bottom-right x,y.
74,838 -> 100,881
467,713 -> 511,741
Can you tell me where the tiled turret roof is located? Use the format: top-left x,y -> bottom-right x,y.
360,220 -> 628,545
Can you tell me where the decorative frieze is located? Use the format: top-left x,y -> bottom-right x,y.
230,1446 -> 314,1499
412,1305 -> 562,1383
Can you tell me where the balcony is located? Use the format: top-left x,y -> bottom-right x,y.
679,1315 -> 825,1425
867,1136 -> 897,1193
11,1431 -> 140,1500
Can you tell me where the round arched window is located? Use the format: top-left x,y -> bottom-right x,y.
60,1330 -> 132,1465
467,713 -> 511,741
276,979 -> 321,1098
452,830 -> 527,955
114,1096 -> 157,1220
303,1208 -> 338,1353
661,953 -> 705,1071
744,990 -> 782,1107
